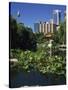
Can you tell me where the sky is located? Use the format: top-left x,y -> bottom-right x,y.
10,2 -> 66,32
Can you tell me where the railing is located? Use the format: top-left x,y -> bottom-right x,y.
58,44 -> 66,51
52,44 -> 66,56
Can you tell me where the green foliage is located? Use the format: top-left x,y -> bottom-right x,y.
53,21 -> 66,44
35,32 -> 46,44
10,16 -> 17,49
10,16 -> 66,77
10,16 -> 37,51
10,49 -> 22,59
10,48 -> 66,76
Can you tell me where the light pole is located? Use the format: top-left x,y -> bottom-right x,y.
48,39 -> 53,57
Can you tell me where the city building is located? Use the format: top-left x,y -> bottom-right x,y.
34,23 -> 40,32
34,20 -> 56,38
34,21 -> 45,33
44,22 -> 47,35
50,19 -> 56,33
39,21 -> 44,33
34,9 -> 65,38
45,20 -> 56,38
53,10 -> 61,26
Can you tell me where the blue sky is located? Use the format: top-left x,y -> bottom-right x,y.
10,2 -> 66,32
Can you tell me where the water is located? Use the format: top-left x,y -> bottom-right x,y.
9,70 -> 66,88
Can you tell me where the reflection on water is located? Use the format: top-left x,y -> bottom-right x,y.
9,70 -> 66,88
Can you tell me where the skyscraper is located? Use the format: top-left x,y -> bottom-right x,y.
34,23 -> 40,32
34,20 -> 56,35
34,21 -> 45,33
34,17 -> 57,38
39,21 -> 44,33
53,10 -> 61,26
44,22 -> 47,35
46,22 -> 50,33
50,19 -> 56,33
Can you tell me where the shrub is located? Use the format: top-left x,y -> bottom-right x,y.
10,48 -> 66,76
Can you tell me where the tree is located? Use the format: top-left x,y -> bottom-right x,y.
52,21 -> 66,44
58,22 -> 66,44
10,16 -> 37,51
9,16 -> 17,49
17,23 -> 37,51
35,32 -> 46,44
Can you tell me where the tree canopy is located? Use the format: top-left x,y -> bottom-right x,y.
52,21 -> 66,44
10,16 -> 37,51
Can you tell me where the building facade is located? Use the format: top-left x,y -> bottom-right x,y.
34,23 -> 40,32
34,20 -> 56,36
34,9 -> 65,37
53,10 -> 61,26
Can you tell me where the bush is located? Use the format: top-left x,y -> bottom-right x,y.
10,49 -> 22,59
10,48 -> 66,76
